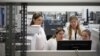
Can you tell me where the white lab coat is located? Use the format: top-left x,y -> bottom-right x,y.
63,23 -> 86,40
47,38 -> 57,50
27,25 -> 47,50
47,38 -> 67,50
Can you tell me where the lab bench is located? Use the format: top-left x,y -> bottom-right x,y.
15,50 -> 96,56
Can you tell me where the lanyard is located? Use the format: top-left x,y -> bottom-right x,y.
75,30 -> 77,40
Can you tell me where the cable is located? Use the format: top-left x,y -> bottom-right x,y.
75,49 -> 80,56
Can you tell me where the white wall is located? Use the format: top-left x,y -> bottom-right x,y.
27,6 -> 100,12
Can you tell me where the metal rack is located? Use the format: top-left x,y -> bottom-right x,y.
20,3 -> 27,56
0,3 -> 27,56
5,4 -> 16,56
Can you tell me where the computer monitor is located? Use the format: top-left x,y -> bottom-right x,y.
57,40 -> 92,50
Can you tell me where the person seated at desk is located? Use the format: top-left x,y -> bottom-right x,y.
81,29 -> 91,40
47,27 -> 65,50
64,16 -> 86,40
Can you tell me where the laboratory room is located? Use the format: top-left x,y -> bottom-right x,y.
0,0 -> 100,56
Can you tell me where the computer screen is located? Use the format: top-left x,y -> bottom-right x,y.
57,40 -> 92,50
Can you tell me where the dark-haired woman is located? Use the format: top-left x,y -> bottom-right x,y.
29,12 -> 47,50
81,29 -> 91,40
47,27 -> 65,50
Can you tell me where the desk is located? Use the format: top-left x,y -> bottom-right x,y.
0,43 -> 97,56
15,50 -> 96,56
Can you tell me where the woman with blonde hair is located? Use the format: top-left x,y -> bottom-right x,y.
64,16 -> 86,40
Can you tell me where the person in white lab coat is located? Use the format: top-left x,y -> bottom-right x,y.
64,16 -> 86,40
29,12 -> 47,50
47,27 -> 65,50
